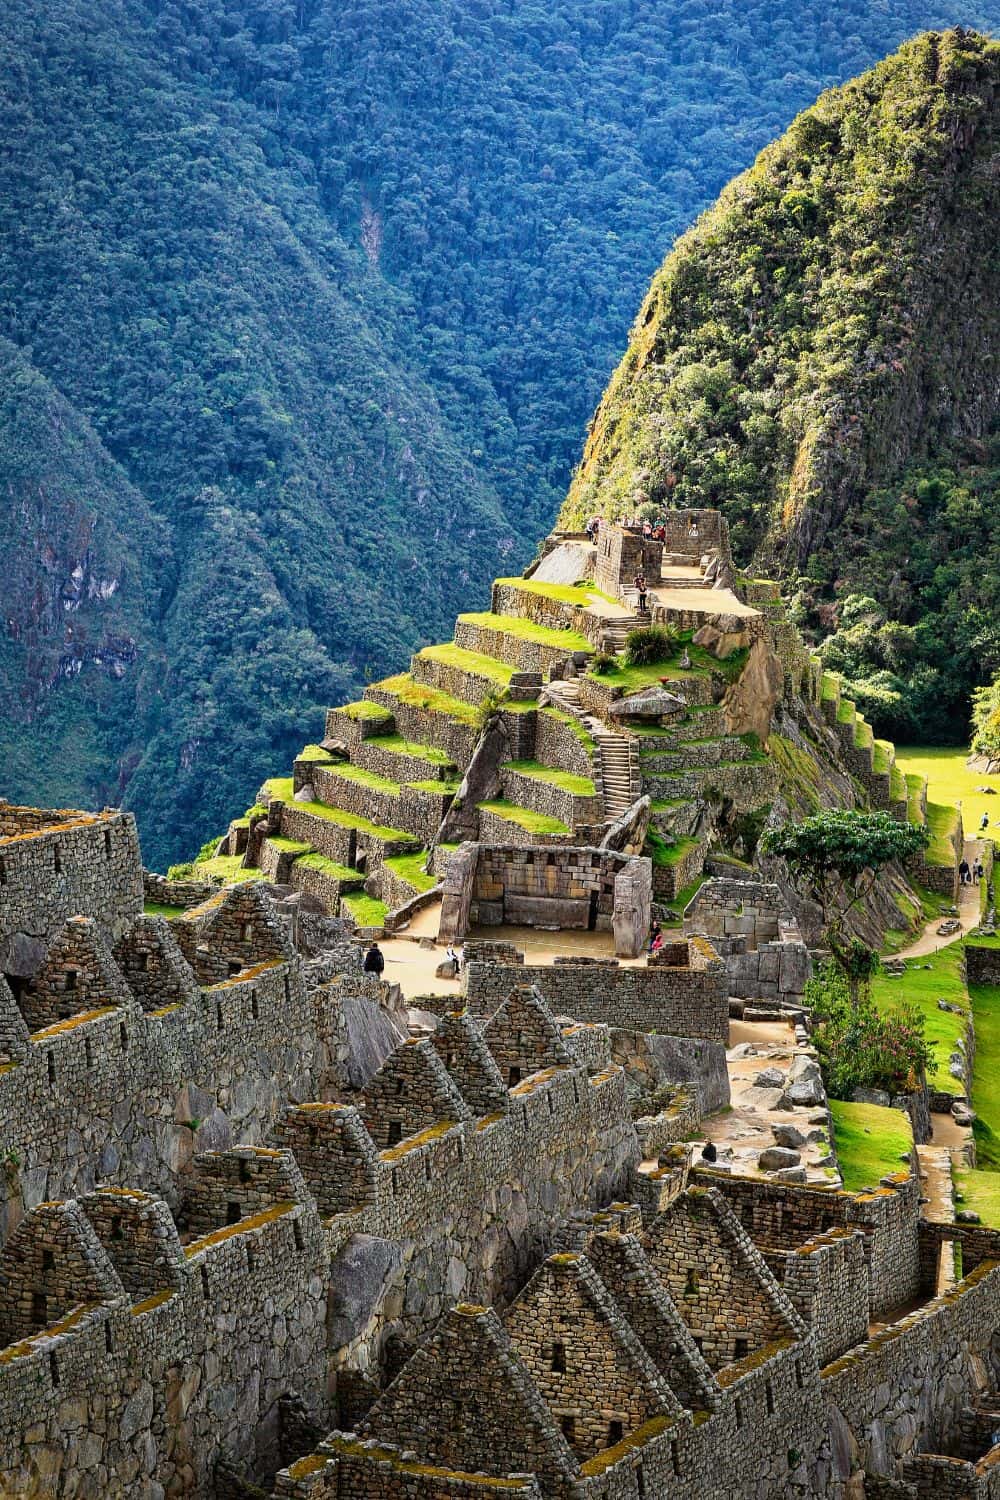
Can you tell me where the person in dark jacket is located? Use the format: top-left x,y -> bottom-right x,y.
363,941 -> 385,976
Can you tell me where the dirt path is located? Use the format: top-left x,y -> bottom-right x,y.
894,838 -> 983,960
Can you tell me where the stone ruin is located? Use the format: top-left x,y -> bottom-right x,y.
0,506 -> 981,1497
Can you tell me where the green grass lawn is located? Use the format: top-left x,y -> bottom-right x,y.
262,778 -> 415,842
477,799 -> 570,836
588,642 -> 724,693
293,851 -> 364,884
493,576 -> 618,608
366,732 -> 456,766
969,980 -> 1000,1170
505,760 -> 596,796
829,1099 -> 913,1192
336,700 -> 394,721
904,771 -> 926,826
870,944 -> 969,1093
341,892 -> 389,927
144,902 -> 185,918
896,745 -> 1000,840
369,674 -> 480,727
418,642 -> 516,685
954,1168 -> 1000,1228
190,853 -> 265,884
647,830 -> 699,868
385,850 -> 439,893
541,705 -> 596,753
458,610 -> 590,652
924,801 -> 960,866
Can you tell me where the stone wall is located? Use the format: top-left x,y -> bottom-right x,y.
532,707 -> 597,780
142,870 -> 219,909
463,943 -> 728,1044
309,766 -> 446,846
0,804 -> 142,960
0,894 -> 357,1229
692,1168 -> 923,1321
966,942 -> 1000,986
593,526 -> 663,602
497,765 -> 601,829
0,1150 -> 328,1497
684,877 -> 812,1003
822,1261 -> 1000,1488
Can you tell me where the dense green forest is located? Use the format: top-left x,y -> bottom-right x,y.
3,1 -> 1000,863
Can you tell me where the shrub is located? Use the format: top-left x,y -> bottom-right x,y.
804,963 -> 931,1098
590,653 -> 616,675
167,861 -> 194,879
473,687 -> 508,730
624,624 -> 680,666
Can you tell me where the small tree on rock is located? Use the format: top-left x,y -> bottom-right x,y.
760,809 -> 929,999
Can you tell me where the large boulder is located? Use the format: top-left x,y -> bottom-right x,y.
328,1234 -> 403,1347
601,795 -> 652,856
609,686 -> 687,721
722,635 -> 784,745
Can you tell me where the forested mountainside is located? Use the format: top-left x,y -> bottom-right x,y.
560,28 -> 1000,745
4,3 -> 1000,865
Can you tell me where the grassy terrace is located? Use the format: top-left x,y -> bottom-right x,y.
924,801 -> 960,866
905,772 -> 926,825
417,642 -> 515,685
821,671 -> 840,703
262,778 -> 415,842
365,733 -> 455,766
505,760 -> 596,796
896,744 -> 1000,838
337,700 -> 393,721
370,673 -> 480,727
294,852 -> 364,883
872,739 -> 892,775
385,850 -> 438,893
458,611 -> 590,652
189,854 -> 263,884
477,800 -> 570,836
647,830 -> 699,868
341,892 -> 389,927
144,901 -> 185,918
829,1099 -> 913,1193
542,705 -> 596,753
871,944 -> 969,1094
494,575 -> 619,608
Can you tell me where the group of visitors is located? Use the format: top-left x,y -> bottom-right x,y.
648,920 -> 664,956
959,857 -> 985,886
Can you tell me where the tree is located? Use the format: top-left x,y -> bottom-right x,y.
760,809 -> 929,999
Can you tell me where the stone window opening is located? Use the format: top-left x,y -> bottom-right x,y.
734,1397 -> 743,1430
608,1420 -> 624,1448
386,1120 -> 403,1147
635,1463 -> 645,1498
765,1380 -> 775,1416
227,961 -> 242,979
292,1219 -> 304,1253
53,843 -> 61,875
733,1337 -> 748,1360
241,922 -> 253,944
135,952 -> 148,972
31,1291 -> 47,1328
246,1243 -> 256,1274
508,1066 -> 521,1087
47,1051 -> 56,1085
284,974 -> 291,1004
200,1264 -> 210,1298
104,1321 -> 113,1353
42,1250 -> 54,1271
0,856 -> 6,885
692,1335 -> 703,1355
65,969 -> 77,991
560,1414 -> 575,1445
551,1340 -> 566,1373
794,1358 -> 803,1389
49,1350 -> 59,1387
225,1201 -> 241,1226
216,1002 -> 224,1033
424,1156 -> 432,1182
84,1038 -> 93,1069
684,1267 -> 698,1296
394,1078 -> 405,1096
251,989 -> 259,1020
104,830 -> 112,859
670,1439 -> 681,1476
110,1216 -> 123,1241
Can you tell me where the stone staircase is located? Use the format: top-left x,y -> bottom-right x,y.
599,611 -> 651,654
594,730 -> 635,818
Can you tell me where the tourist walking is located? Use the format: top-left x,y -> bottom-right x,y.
982,813 -> 991,832
959,857 -> 970,885
363,941 -> 385,976
975,858 -> 985,884
648,920 -> 661,953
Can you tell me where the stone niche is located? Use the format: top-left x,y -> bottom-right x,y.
438,843 -> 651,959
